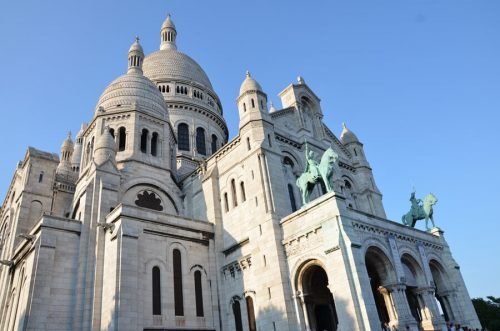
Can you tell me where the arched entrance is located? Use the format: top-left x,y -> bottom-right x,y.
296,261 -> 338,331
365,247 -> 394,327
429,260 -> 455,322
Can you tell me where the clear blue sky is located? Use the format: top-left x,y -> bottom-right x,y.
1,1 -> 499,298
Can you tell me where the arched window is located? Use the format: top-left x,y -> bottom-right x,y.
173,249 -> 184,316
246,296 -> 257,331
109,128 -> 115,138
231,179 -> 237,207
196,127 -> 206,155
166,85 -> 170,93
151,132 -> 159,156
288,184 -> 297,212
260,99 -> 264,109
118,127 -> 126,151
194,270 -> 203,317
38,172 -> 44,183
251,98 -> 255,108
224,193 -> 229,212
232,300 -> 243,331
176,86 -> 180,93
152,266 -> 161,315
211,134 -> 218,154
178,123 -> 190,151
240,182 -> 246,202
140,129 -> 148,153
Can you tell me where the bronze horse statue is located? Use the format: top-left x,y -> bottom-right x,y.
402,192 -> 438,230
296,147 -> 338,204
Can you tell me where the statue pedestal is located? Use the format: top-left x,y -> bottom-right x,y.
430,227 -> 444,237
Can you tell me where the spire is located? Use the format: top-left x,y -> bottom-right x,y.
128,37 -> 144,74
160,13 -> 177,50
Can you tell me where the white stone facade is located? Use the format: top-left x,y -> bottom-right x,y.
0,15 -> 480,331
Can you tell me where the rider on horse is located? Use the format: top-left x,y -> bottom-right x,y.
304,142 -> 320,179
410,191 -> 422,218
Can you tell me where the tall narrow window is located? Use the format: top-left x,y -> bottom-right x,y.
246,296 -> 257,331
173,249 -> 184,316
152,266 -> 161,315
178,123 -> 190,151
231,179 -> 237,207
232,300 -> 243,331
38,172 -> 44,183
224,193 -> 229,212
118,127 -> 126,151
240,182 -> 246,202
140,129 -> 148,153
194,271 -> 204,317
288,184 -> 297,212
251,98 -> 255,108
196,127 -> 206,155
211,134 -> 218,154
151,132 -> 158,156
243,103 -> 247,112
109,128 -> 115,138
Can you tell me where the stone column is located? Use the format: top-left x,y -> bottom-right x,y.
382,284 -> 419,331
414,287 -> 447,331
296,293 -> 311,331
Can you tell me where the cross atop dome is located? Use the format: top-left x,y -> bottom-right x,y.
160,13 -> 177,50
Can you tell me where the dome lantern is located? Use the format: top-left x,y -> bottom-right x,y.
128,37 -> 144,74
160,14 -> 177,50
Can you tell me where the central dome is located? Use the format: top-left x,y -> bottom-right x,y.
143,49 -> 213,89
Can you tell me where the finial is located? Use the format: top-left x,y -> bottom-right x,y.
135,36 -> 140,42
68,131 -> 72,139
342,122 -> 347,130
297,76 -> 305,84
167,12 -> 171,18
246,70 -> 251,78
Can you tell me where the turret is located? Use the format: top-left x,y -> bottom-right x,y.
128,37 -> 144,74
237,71 -> 270,129
340,123 -> 386,218
160,14 -> 177,50
340,122 -> 369,167
71,124 -> 86,173
56,132 -> 74,177
93,127 -> 117,166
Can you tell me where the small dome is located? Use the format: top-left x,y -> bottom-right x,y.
340,122 -> 360,145
269,101 -> 277,113
143,49 -> 213,89
61,132 -> 74,149
128,37 -> 144,54
239,71 -> 262,95
161,14 -> 176,30
95,72 -> 168,120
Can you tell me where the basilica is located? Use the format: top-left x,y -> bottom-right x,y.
0,15 -> 480,331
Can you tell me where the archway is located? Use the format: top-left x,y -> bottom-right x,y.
429,260 -> 454,322
401,254 -> 424,323
365,247 -> 396,327
297,261 -> 338,331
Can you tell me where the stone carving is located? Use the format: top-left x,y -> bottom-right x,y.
135,190 -> 163,211
402,191 -> 437,230
296,143 -> 338,204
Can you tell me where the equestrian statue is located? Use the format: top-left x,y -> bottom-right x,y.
401,191 -> 438,230
296,143 -> 338,204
